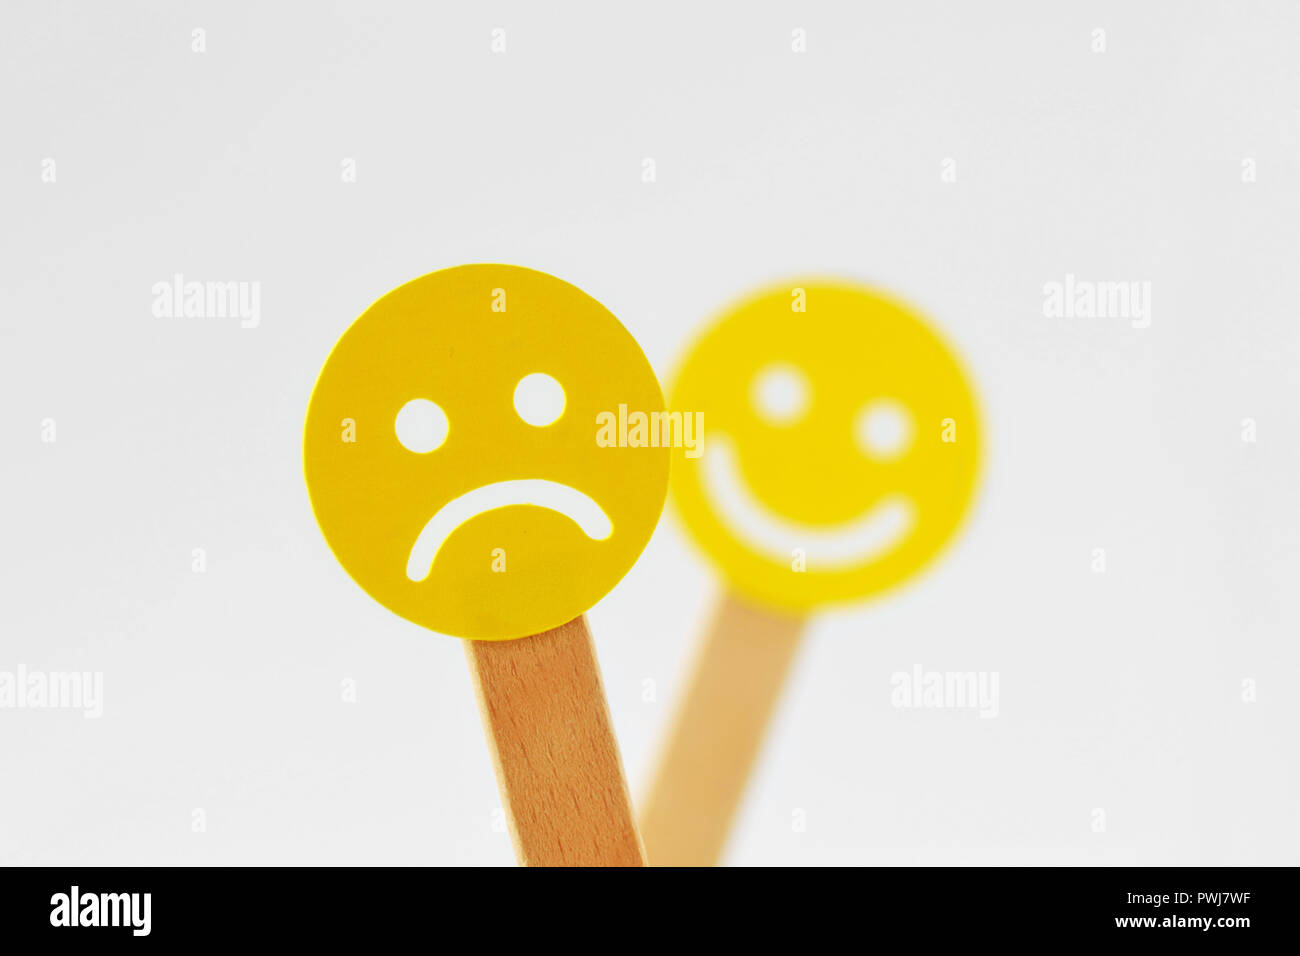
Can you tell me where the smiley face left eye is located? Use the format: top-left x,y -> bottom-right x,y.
855,399 -> 913,460
752,364 -> 809,425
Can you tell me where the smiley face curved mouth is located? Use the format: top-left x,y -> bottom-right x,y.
701,435 -> 915,568
406,479 -> 613,582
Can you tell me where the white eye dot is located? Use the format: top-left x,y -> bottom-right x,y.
395,398 -> 449,453
514,372 -> 565,427
752,364 -> 809,425
856,399 -> 913,460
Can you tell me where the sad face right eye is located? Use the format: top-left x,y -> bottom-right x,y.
395,398 -> 449,453
513,372 -> 566,427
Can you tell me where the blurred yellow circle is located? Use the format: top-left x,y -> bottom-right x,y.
670,280 -> 980,612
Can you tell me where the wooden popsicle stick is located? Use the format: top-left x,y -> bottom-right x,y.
464,615 -> 646,867
639,592 -> 805,866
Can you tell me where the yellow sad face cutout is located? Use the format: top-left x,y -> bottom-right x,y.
304,265 -> 669,640
671,281 -> 979,612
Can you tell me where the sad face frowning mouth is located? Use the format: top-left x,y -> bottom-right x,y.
405,477 -> 612,582
304,265 -> 669,641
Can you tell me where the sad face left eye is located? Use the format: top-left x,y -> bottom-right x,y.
396,398 -> 449,453
854,399 -> 912,460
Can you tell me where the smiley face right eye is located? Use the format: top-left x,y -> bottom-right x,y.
855,399 -> 913,460
395,398 -> 449,453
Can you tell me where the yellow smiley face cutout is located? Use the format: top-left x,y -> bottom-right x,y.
670,280 -> 980,612
304,264 -> 669,640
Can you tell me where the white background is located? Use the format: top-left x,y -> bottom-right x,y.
2,1 -> 1297,865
